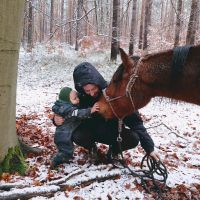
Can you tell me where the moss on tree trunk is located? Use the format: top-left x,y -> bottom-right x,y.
0,146 -> 27,175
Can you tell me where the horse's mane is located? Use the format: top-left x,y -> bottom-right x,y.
171,45 -> 192,81
112,55 -> 140,83
141,49 -> 171,61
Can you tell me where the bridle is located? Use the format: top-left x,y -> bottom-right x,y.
102,58 -> 141,142
102,59 -> 168,197
102,58 -> 141,120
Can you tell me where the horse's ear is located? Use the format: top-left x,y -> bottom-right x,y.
119,48 -> 133,73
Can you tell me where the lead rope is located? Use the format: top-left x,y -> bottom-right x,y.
112,119 -> 168,200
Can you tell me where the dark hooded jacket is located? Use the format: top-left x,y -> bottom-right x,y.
73,62 -> 107,107
73,62 -> 154,154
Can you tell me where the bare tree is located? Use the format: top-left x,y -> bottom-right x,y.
27,0 -> 33,51
39,0 -> 45,42
138,0 -> 145,49
50,0 -> 54,39
143,0 -> 153,50
111,0 -> 120,61
186,0 -> 198,45
166,0 -> 175,41
67,0 -> 74,45
174,0 -> 183,47
94,0 -> 99,34
129,0 -> 137,55
60,0 -> 64,42
22,1 -> 28,47
75,0 -> 83,51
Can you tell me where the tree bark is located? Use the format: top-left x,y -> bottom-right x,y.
166,0 -> 175,41
138,0 -> 145,49
94,0 -> 99,34
143,0 -> 153,50
110,0 -> 120,61
22,1 -> 28,47
186,0 -> 198,45
60,0 -> 64,42
129,0 -> 137,55
39,0 -> 45,42
67,0 -> 73,45
27,0 -> 33,51
50,0 -> 54,40
174,0 -> 183,47
75,0 -> 83,51
0,0 -> 24,163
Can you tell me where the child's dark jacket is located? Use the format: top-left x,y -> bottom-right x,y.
52,100 -> 92,159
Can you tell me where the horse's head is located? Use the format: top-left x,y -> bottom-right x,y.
97,48 -> 139,119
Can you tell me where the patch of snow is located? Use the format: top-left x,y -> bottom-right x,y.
1,43 -> 198,199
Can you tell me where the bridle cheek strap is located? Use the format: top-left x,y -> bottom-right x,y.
102,58 -> 141,140
103,58 -> 142,119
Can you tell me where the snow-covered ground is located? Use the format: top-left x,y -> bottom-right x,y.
0,44 -> 199,199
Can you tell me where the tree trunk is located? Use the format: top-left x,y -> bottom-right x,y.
27,0 -> 33,51
83,0 -> 89,36
39,0 -> 45,42
186,0 -> 198,45
67,0 -> 73,45
94,0 -> 99,34
166,0 -> 175,41
143,0 -> 152,50
138,0 -> 145,49
75,0 -> 83,51
44,2 -> 47,41
0,0 -> 26,174
174,0 -> 183,47
129,0 -> 137,55
111,0 -> 120,61
22,1 -> 28,48
50,0 -> 54,40
60,0 -> 64,42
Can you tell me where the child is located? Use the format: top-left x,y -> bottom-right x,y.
51,87 -> 99,168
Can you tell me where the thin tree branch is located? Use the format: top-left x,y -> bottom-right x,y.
46,7 -> 95,42
146,122 -> 187,140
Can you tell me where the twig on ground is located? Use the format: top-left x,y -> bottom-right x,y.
0,185 -> 60,200
146,122 -> 187,141
60,170 -> 121,190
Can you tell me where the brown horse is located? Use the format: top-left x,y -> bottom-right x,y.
97,45 -> 200,119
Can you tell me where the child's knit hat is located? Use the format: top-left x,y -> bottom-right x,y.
59,87 -> 72,102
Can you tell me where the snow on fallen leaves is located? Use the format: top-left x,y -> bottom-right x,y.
16,112 -> 55,152
0,104 -> 199,200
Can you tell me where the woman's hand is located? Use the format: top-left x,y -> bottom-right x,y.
150,151 -> 160,161
54,114 -> 64,126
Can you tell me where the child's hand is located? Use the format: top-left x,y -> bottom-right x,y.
54,114 -> 65,125
91,103 -> 100,113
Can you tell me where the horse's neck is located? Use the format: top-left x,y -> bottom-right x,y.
140,47 -> 200,105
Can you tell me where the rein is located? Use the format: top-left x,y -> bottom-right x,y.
103,58 -> 168,198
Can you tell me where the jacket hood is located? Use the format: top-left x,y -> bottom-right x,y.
73,62 -> 107,94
